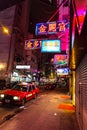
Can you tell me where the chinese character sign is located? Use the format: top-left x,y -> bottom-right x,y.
25,40 -> 33,49
48,22 -> 57,34
25,40 -> 41,50
35,20 -> 69,35
54,54 -> 68,65
35,23 -> 48,35
41,39 -> 61,53
57,22 -> 66,32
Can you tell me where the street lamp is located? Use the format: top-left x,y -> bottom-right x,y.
0,23 -> 10,35
0,23 -> 10,76
2,26 -> 10,35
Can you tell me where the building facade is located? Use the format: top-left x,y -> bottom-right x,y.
70,0 -> 87,130
0,0 -> 31,84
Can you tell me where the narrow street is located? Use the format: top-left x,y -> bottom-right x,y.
0,87 -> 80,130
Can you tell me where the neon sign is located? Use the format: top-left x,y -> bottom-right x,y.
57,68 -> 69,75
41,39 -> 61,53
54,54 -> 68,65
35,20 -> 69,35
25,40 -> 41,50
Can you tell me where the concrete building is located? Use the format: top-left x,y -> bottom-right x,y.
0,0 -> 31,84
70,0 -> 87,130
0,0 -> 46,84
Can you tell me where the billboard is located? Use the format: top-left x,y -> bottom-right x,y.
35,20 -> 69,35
54,54 -> 68,65
41,39 -> 61,53
57,68 -> 69,75
16,65 -> 30,69
25,39 -> 41,50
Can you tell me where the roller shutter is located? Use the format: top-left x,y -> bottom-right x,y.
76,54 -> 87,130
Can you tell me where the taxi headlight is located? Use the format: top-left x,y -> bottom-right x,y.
0,94 -> 5,99
13,96 -> 20,100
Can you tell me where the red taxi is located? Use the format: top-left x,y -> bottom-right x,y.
0,82 -> 39,105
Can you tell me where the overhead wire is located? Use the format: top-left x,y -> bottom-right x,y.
47,0 -> 69,22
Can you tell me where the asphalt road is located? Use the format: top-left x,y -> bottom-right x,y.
0,88 -> 80,130
0,88 -> 44,122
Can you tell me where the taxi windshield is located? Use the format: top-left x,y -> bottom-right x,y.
12,85 -> 28,92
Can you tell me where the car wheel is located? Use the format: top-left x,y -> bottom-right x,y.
21,98 -> 26,106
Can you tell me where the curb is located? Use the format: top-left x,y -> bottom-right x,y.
0,106 -> 25,125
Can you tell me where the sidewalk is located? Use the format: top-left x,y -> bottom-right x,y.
55,87 -> 80,130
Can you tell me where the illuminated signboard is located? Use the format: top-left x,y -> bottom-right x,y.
16,65 -> 30,69
35,20 -> 69,35
35,23 -> 48,35
54,54 -> 68,65
47,22 -> 57,34
25,40 -> 41,50
41,39 -> 61,53
57,21 -> 66,32
57,68 -> 69,75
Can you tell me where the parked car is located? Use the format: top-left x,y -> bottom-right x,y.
44,83 -> 57,90
44,84 -> 51,90
0,82 -> 39,106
